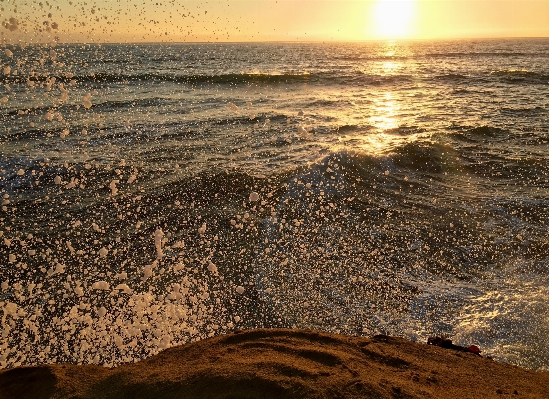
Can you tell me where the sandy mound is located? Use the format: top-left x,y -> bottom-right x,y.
1,329 -> 548,398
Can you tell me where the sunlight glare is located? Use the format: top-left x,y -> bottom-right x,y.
373,0 -> 416,39
370,91 -> 399,131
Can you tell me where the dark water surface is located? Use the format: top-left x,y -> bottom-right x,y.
1,39 -> 548,369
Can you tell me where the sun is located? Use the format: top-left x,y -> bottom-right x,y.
372,0 -> 416,39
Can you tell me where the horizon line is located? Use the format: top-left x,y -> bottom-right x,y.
4,36 -> 548,46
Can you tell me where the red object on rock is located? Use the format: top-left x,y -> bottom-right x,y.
468,345 -> 481,355
427,336 -> 482,357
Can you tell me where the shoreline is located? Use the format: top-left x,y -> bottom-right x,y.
1,328 -> 548,399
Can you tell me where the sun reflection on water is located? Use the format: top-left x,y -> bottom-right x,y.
381,61 -> 400,74
331,47 -> 422,155
370,91 -> 399,131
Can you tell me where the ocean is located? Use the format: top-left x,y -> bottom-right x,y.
1,38 -> 548,370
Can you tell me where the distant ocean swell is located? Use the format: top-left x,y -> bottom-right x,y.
10,71 -> 414,87
2,68 -> 548,95
490,70 -> 549,84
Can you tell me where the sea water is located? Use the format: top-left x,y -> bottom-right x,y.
1,39 -> 549,370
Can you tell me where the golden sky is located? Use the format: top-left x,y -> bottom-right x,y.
1,0 -> 548,43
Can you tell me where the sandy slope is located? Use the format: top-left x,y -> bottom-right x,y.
1,329 -> 548,399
